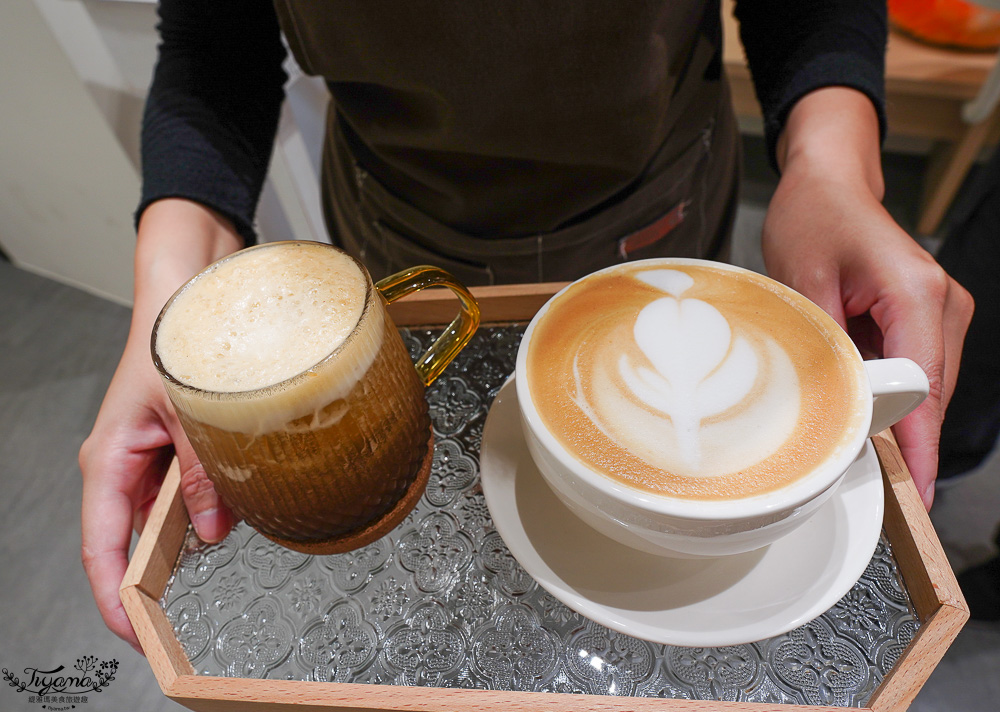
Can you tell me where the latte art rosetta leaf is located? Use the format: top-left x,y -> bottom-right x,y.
621,274 -> 760,468
528,262 -> 860,497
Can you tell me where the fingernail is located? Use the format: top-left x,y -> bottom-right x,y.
192,508 -> 226,543
920,483 -> 935,510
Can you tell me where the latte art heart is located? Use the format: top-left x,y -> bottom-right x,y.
600,269 -> 800,475
526,263 -> 867,500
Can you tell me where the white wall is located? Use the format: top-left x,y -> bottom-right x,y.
1,0 -> 329,306
35,0 -> 159,174
0,0 -> 139,305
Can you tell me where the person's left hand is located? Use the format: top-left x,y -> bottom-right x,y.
762,150 -> 973,509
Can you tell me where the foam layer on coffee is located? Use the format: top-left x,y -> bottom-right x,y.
155,243 -> 383,434
526,263 -> 868,500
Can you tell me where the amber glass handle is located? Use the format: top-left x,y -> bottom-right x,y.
375,266 -> 481,386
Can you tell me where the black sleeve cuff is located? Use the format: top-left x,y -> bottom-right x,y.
734,0 -> 888,172
762,53 -> 887,173
136,86 -> 272,247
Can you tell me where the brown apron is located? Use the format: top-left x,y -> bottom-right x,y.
273,0 -> 741,285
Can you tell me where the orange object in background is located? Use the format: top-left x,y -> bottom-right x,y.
890,0 -> 1000,50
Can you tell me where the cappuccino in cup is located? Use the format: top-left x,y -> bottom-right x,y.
515,258 -> 928,557
524,262 -> 867,500
154,241 -> 480,554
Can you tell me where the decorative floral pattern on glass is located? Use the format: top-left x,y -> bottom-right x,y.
160,325 -> 918,705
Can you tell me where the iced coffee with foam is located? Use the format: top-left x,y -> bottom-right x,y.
153,241 -> 433,553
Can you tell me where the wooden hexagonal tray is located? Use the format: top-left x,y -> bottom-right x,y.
121,283 -> 967,712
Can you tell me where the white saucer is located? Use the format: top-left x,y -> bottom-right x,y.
479,378 -> 884,648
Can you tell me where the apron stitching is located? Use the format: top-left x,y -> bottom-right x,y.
616,119 -> 714,262
646,129 -> 711,212
354,163 -> 370,261
695,118 -> 715,257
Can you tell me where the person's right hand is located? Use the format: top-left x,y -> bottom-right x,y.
79,200 -> 243,652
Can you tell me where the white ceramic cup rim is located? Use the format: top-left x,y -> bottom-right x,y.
514,258 -> 875,521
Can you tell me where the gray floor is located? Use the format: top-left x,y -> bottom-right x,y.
1,138 -> 998,711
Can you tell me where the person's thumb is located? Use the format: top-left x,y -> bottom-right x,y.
172,431 -> 234,544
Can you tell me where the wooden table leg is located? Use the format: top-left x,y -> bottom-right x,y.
917,102 -> 1000,237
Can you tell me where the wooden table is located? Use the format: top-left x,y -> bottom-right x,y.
722,3 -> 1000,235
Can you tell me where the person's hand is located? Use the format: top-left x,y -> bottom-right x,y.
762,88 -> 974,510
79,200 -> 242,652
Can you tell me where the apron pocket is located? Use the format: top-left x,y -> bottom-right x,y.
371,219 -> 495,287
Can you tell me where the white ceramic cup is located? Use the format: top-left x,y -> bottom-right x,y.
515,259 -> 929,558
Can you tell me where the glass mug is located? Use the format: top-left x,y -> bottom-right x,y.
152,241 -> 480,554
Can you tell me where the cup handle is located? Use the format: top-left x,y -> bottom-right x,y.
375,265 -> 481,386
864,358 -> 930,437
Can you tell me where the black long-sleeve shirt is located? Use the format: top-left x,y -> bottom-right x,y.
138,0 -> 886,245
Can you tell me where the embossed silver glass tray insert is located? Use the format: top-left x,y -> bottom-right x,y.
160,325 -> 918,706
